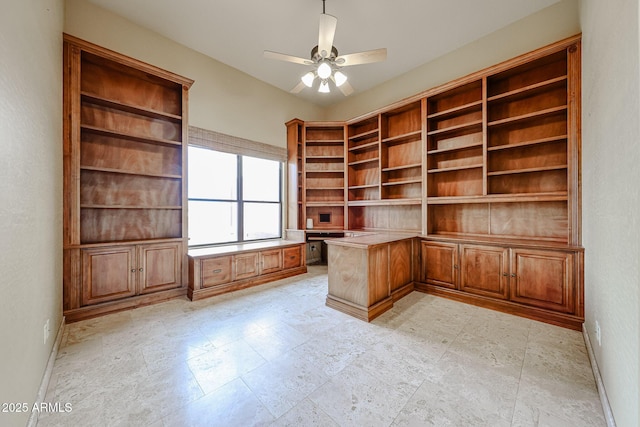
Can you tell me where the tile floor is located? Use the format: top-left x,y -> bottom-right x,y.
39,265 -> 606,426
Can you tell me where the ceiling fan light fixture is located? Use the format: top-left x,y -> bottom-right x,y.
318,80 -> 330,93
301,71 -> 315,87
334,70 -> 347,87
317,62 -> 332,80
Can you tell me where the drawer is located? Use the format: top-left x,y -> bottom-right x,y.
201,256 -> 232,288
283,246 -> 301,269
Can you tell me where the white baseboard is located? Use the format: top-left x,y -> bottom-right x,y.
583,325 -> 617,427
27,317 -> 65,427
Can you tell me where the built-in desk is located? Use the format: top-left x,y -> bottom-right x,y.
325,233 -> 418,321
188,240 -> 307,301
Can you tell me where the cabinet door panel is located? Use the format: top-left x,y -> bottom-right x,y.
82,246 -> 136,305
201,256 -> 232,288
283,246 -> 302,269
460,244 -> 509,299
234,252 -> 259,280
260,249 -> 282,275
138,242 -> 182,294
510,249 -> 573,313
421,241 -> 458,289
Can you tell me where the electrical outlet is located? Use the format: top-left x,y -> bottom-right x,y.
595,320 -> 601,346
310,245 -> 317,251
44,319 -> 50,344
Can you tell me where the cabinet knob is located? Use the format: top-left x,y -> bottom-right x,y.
139,268 -> 144,272
131,268 -> 136,273
212,269 -> 222,273
511,273 -> 516,278
454,265 -> 459,270
502,273 -> 509,277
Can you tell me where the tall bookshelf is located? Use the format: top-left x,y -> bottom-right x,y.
63,35 -> 193,321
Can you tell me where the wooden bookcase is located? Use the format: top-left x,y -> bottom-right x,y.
286,119 -> 304,229
63,35 -> 193,321
302,122 -> 346,230
286,35 -> 583,329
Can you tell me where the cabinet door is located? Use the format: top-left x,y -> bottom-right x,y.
138,242 -> 182,294
81,246 -> 136,305
201,256 -> 232,288
459,244 -> 509,299
510,249 -> 574,313
234,252 -> 259,280
283,246 -> 302,269
260,249 -> 282,274
421,241 -> 458,289
389,240 -> 412,293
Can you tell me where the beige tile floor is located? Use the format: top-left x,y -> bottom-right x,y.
39,265 -> 606,426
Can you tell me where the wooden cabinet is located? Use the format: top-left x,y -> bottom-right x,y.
326,235 -> 415,321
510,248 -> 574,313
418,238 -> 583,329
81,242 -> 181,305
420,241 -> 458,289
63,35 -> 193,321
188,241 -> 307,301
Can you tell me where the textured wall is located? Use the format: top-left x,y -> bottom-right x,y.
581,1 -> 640,426
64,0 -> 326,148
0,0 -> 64,425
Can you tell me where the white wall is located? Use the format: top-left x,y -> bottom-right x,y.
581,1 -> 640,426
64,0 -> 326,148
0,0 -> 64,425
327,0 -> 581,121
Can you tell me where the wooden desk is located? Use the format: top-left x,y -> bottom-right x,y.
325,234 -> 417,321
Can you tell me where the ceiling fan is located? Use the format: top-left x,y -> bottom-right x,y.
264,0 -> 387,96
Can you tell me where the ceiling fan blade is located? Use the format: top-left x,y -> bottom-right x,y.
264,50 -> 313,65
335,48 -> 387,66
337,80 -> 354,96
318,14 -> 337,58
290,81 -> 307,94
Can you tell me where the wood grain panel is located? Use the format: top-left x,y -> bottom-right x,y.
234,252 -> 259,280
80,171 -> 181,207
487,51 -> 566,96
383,139 -> 421,169
283,246 -> 301,269
487,112 -> 567,147
80,208 -> 182,243
389,240 -> 412,293
81,246 -> 136,305
428,80 -> 482,112
138,242 -> 182,294
490,201 -> 568,241
420,241 -> 458,288
460,244 -> 509,299
382,101 -> 421,137
427,168 -> 483,197
428,204 -> 489,235
488,86 -> 567,122
80,133 -> 181,176
260,249 -> 282,274
328,245 -> 369,307
488,141 -> 567,172
488,169 -> 567,194
201,256 -> 232,288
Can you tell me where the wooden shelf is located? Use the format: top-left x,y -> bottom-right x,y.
427,100 -> 483,120
427,120 -> 483,136
427,164 -> 483,174
382,130 -> 422,145
487,76 -> 567,103
348,158 -> 379,167
348,183 -> 379,190
487,165 -> 567,176
426,191 -> 568,204
487,106 -> 567,127
305,170 -> 344,174
348,198 -> 421,207
305,139 -> 344,144
487,135 -> 567,151
382,179 -> 422,187
349,128 -> 379,141
306,155 -> 344,160
81,205 -> 182,209
382,163 -> 421,172
305,202 -> 345,207
80,165 -> 181,179
306,186 -> 345,190
80,124 -> 182,147
81,92 -> 182,122
348,141 -> 379,152
428,142 -> 483,155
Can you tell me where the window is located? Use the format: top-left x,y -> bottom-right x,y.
188,146 -> 282,246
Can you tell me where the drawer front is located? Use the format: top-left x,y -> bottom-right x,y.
260,249 -> 282,275
201,256 -> 232,288
283,246 -> 301,269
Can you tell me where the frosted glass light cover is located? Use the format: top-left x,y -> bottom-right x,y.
317,62 -> 332,79
301,71 -> 315,87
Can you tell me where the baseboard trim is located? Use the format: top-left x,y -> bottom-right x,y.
582,325 -> 617,427
27,317 -> 65,427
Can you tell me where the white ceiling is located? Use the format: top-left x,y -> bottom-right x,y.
87,0 -> 560,107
